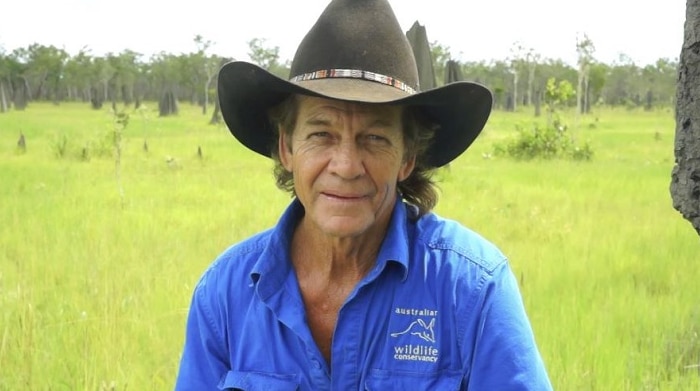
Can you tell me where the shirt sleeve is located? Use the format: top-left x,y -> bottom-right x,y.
174,276 -> 229,391
464,262 -> 553,390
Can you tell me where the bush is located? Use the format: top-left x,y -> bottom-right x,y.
48,130 -> 117,161
87,130 -> 117,158
494,120 -> 593,161
50,133 -> 70,158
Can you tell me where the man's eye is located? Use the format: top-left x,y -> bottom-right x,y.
308,131 -> 331,139
366,134 -> 389,143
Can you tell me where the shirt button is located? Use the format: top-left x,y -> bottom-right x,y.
310,359 -> 321,369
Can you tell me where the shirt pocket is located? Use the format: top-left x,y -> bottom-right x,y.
218,370 -> 299,391
365,368 -> 463,391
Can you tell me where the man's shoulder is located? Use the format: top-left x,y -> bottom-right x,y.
195,228 -> 276,289
220,228 -> 276,263
413,212 -> 507,274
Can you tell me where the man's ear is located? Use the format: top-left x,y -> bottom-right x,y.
398,154 -> 416,182
278,131 -> 293,172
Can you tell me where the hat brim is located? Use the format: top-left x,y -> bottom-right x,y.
218,61 -> 493,168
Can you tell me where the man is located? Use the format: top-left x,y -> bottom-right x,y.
175,0 -> 553,389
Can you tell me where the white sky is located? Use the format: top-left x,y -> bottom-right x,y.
0,0 -> 686,67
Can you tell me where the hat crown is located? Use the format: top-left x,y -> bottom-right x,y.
289,0 -> 420,91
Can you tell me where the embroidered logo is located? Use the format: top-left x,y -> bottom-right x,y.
390,307 -> 439,364
390,318 -> 435,342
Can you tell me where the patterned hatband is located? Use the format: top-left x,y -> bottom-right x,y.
290,69 -> 416,94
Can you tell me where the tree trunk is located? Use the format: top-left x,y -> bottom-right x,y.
671,0 -> 700,236
0,81 -> 8,112
209,92 -> 222,124
122,84 -> 133,106
14,77 -> 29,110
505,93 -> 514,112
203,80 -> 209,115
90,86 -> 104,109
584,79 -> 591,113
577,68 -> 584,115
583,73 -> 590,113
159,90 -> 178,116
526,63 -> 535,107
203,73 -> 217,115
645,90 -> 653,111
209,58 -> 230,124
512,71 -> 518,112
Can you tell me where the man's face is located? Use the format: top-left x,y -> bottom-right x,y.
279,95 -> 415,239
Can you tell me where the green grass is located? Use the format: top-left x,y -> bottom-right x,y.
1,102 -> 698,390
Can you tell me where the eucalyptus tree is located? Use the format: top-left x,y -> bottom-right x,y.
88,56 -> 115,109
246,38 -> 289,79
657,58 -> 679,106
0,49 -> 11,111
575,34 -> 595,114
14,44 -> 69,102
178,50 -> 215,108
641,58 -> 678,109
604,54 -> 641,107
0,38 -> 680,114
5,48 -> 30,109
148,52 -> 177,94
460,60 -> 493,86
173,53 -> 196,104
149,52 -> 181,115
487,60 -> 515,110
539,59 -> 578,94
641,63 -> 658,110
194,35 -> 220,114
461,59 -> 524,111
428,41 -> 451,88
107,50 -> 142,106
507,42 -> 529,111
506,45 -> 543,109
62,49 -> 94,101
586,62 -> 608,108
524,49 -> 542,107
209,57 -> 231,124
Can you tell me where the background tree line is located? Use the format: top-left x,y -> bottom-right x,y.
0,35 -> 677,116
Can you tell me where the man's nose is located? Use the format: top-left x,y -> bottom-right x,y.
328,140 -> 365,179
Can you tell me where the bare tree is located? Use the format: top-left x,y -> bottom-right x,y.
508,42 -> 525,112
576,34 -> 595,115
429,41 -> 452,88
0,81 -> 7,112
193,35 -> 220,115
671,0 -> 700,235
209,57 -> 231,125
525,49 -> 541,107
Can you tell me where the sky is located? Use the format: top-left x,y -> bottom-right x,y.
0,0 -> 687,67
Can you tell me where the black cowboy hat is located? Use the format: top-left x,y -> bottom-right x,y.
218,0 -> 493,168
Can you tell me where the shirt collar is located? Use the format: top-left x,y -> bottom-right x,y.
251,197 -> 412,299
369,198 -> 411,282
249,199 -> 303,300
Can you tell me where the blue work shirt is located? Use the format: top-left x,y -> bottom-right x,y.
175,199 -> 552,390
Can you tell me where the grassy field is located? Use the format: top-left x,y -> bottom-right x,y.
0,101 -> 698,390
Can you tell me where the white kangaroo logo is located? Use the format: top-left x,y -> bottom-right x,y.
390,318 -> 436,343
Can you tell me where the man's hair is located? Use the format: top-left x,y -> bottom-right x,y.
268,95 -> 439,215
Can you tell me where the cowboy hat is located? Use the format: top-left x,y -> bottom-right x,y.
218,0 -> 493,168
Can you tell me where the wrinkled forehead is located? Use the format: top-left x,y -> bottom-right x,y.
296,94 -> 403,124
